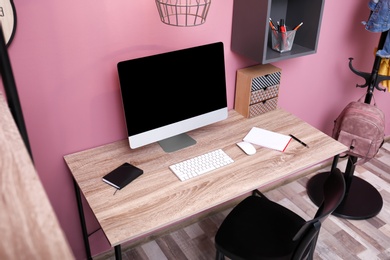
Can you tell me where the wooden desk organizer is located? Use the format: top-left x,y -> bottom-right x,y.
234,64 -> 281,118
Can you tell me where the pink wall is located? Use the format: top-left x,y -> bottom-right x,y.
2,0 -> 389,259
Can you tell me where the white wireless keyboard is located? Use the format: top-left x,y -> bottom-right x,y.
169,149 -> 234,181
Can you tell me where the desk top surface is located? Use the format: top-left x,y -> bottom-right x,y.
64,108 -> 346,246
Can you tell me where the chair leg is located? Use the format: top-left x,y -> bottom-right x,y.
216,249 -> 225,260
307,234 -> 319,260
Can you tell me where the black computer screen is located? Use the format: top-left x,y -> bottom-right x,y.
117,42 -> 228,151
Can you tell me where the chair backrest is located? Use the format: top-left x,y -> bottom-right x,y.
313,168 -> 346,220
291,168 -> 346,259
292,221 -> 321,260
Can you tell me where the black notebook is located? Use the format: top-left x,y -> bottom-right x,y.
102,163 -> 143,190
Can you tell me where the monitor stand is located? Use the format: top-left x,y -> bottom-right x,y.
158,133 -> 196,153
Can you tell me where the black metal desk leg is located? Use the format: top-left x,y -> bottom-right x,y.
115,245 -> 122,260
73,179 -> 92,260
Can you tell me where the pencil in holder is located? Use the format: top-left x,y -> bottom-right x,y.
271,30 -> 296,53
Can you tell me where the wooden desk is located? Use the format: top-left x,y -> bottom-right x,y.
64,108 -> 347,259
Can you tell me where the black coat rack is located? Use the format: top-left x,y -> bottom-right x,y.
306,31 -> 389,220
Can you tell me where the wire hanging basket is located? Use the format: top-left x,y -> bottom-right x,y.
155,0 -> 212,27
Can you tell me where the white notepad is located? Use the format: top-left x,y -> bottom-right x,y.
243,127 -> 292,152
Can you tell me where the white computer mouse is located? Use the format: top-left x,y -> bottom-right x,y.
236,141 -> 256,155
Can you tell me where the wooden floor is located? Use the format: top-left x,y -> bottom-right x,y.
95,140 -> 390,260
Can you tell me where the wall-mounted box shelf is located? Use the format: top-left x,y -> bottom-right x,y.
231,0 -> 325,64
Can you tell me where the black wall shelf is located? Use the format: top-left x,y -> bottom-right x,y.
231,0 -> 325,64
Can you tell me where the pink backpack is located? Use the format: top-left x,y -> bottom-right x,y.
332,98 -> 385,164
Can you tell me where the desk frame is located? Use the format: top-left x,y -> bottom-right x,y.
64,109 -> 347,259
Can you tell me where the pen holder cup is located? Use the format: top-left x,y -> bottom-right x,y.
271,30 -> 296,53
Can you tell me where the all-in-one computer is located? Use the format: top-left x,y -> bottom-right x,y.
117,42 -> 228,153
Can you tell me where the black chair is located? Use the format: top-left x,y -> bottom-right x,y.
214,168 -> 346,260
